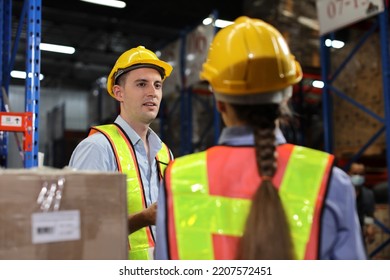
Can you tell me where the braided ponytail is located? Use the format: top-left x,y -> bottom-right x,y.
234,104 -> 294,260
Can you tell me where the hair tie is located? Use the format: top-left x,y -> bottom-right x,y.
262,176 -> 273,182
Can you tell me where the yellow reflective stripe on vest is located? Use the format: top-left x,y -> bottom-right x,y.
131,143 -> 170,260
93,124 -> 171,260
157,142 -> 170,177
169,145 -> 331,259
279,146 -> 330,260
169,151 -> 250,259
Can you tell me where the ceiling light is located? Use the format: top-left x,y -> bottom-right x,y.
215,19 -> 233,28
80,0 -> 126,8
202,18 -> 213,25
11,70 -> 44,80
325,39 -> 345,49
40,43 -> 75,54
312,80 -> 324,89
202,17 -> 233,28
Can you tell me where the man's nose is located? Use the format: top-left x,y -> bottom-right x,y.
147,85 -> 159,95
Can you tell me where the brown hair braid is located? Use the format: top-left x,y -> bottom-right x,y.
233,103 -> 294,260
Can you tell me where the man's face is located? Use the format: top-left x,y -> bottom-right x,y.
349,163 -> 365,176
114,67 -> 163,125
349,163 -> 366,188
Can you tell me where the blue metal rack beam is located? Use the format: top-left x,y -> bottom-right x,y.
320,35 -> 333,153
23,0 -> 41,168
159,10 -> 221,155
378,4 -> 390,210
179,31 -> 193,156
320,5 -> 390,258
0,0 -> 41,168
211,10 -> 221,145
0,0 -> 12,166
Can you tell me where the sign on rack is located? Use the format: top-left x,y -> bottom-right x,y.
316,0 -> 384,35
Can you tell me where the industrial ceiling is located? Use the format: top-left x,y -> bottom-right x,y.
10,0 -> 320,91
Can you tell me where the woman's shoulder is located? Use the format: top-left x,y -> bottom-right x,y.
327,165 -> 356,208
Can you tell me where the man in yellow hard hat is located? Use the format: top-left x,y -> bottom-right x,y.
69,46 -> 173,260
155,17 -> 365,260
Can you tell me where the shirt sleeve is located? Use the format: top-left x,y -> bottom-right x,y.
68,133 -> 117,171
320,166 -> 367,260
155,181 -> 169,259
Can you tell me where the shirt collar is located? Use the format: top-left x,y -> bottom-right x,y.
114,115 -> 141,145
218,125 -> 286,146
114,115 -> 162,158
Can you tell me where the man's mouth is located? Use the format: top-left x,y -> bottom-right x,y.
143,101 -> 156,107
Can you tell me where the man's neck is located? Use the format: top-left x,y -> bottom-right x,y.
120,114 -> 151,159
131,123 -> 149,144
128,118 -> 149,159
120,114 -> 149,141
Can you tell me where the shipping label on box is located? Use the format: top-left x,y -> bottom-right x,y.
31,210 -> 81,244
0,168 -> 128,260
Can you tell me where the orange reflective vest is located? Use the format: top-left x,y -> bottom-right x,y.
89,124 -> 172,260
164,144 -> 334,260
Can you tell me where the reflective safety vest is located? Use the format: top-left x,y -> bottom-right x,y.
89,124 -> 172,260
164,144 -> 334,260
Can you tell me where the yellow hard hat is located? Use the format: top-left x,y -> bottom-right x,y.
106,46 -> 173,98
200,16 -> 302,102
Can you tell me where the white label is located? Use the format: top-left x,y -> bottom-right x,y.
1,115 -> 23,127
31,210 -> 81,244
316,0 -> 384,35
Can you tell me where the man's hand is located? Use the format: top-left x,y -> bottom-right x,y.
145,202 -> 157,225
128,202 -> 157,234
364,224 -> 376,244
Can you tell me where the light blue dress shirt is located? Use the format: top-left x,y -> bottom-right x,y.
155,126 -> 367,259
69,115 -> 164,237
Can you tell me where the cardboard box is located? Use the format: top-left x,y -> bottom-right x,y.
0,168 -> 128,260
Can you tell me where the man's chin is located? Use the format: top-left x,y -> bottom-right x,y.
142,113 -> 158,124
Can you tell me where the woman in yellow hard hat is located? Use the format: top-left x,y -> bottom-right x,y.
69,46 -> 173,260
155,17 -> 366,260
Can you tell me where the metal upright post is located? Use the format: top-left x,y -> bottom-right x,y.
24,0 -> 41,168
319,35 -> 333,153
179,31 -> 193,156
369,7 -> 390,259
0,0 -> 12,167
0,0 -> 40,168
378,7 -> 390,206
211,10 -> 221,145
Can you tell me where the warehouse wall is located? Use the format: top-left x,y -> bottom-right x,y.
7,85 -> 89,168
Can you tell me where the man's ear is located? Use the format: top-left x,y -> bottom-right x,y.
112,85 -> 123,101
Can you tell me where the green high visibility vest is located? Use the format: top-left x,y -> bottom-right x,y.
165,144 -> 333,260
90,123 -> 171,260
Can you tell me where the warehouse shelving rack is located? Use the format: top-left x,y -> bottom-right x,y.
176,11 -> 221,156
320,3 -> 390,258
159,10 -> 221,156
0,0 -> 41,168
